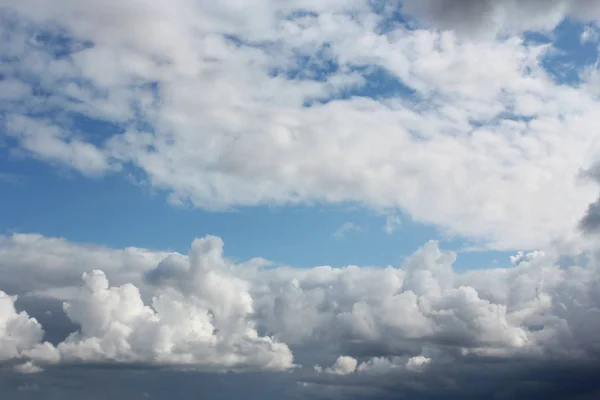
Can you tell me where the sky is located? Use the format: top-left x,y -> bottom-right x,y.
2,0 -> 600,399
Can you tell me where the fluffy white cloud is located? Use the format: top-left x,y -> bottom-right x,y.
13,361 -> 43,374
0,236 -> 294,372
49,268 -> 293,371
2,1 -> 600,251
1,233 -> 599,392
0,291 -> 45,361
322,356 -> 358,375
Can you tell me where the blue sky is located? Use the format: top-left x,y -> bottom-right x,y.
3,1 -> 600,399
0,147 -> 514,269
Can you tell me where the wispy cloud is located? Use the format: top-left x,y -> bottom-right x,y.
384,214 -> 401,235
0,172 -> 22,184
333,222 -> 362,239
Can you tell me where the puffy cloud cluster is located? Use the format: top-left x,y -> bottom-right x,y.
2,1 -> 600,251
0,291 -> 44,362
1,233 -> 600,397
317,354 -> 432,376
0,236 -> 293,373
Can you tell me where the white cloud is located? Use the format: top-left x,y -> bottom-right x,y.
405,355 -> 431,372
42,268 -> 293,371
384,214 -> 401,235
581,25 -> 600,44
5,115 -> 118,177
0,233 -> 599,388
13,360 -> 43,374
0,291 -> 45,361
323,356 -> 358,375
333,222 -> 362,239
1,1 -> 600,251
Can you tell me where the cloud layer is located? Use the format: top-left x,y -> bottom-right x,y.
1,234 -> 600,398
2,1 -> 600,251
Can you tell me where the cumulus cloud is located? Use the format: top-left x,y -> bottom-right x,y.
322,356 -> 358,375
0,291 -> 45,362
51,268 -> 292,371
1,234 -> 600,397
13,361 -> 43,374
0,237 -> 294,372
1,0 -> 600,251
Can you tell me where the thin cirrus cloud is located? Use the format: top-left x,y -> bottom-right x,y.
3,0 -> 600,399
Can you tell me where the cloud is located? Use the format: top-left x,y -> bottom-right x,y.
384,214 -> 401,235
579,198 -> 600,234
1,233 -> 600,398
0,236 -> 294,372
323,356 -> 358,375
402,0 -> 600,37
4,115 -> 118,177
0,233 -> 168,297
333,223 -> 362,239
0,291 -> 45,362
581,25 -> 600,44
13,361 -> 43,374
1,1 -> 600,252
579,162 -> 600,235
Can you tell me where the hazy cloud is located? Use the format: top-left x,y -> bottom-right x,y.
333,223 -> 362,239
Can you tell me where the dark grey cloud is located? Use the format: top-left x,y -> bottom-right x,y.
579,162 -> 600,234
401,0 -> 600,36
2,360 -> 600,400
580,198 -> 600,234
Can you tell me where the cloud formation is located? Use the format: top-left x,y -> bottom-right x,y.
0,291 -> 44,362
402,0 -> 600,36
1,1 -> 600,251
1,234 -> 600,398
0,236 -> 293,373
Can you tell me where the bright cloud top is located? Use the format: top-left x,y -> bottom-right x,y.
2,1 -> 600,252
1,233 -> 599,398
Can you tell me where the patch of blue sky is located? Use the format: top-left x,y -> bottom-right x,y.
65,113 -> 126,146
297,64 -> 415,107
267,43 -> 338,82
369,0 -> 414,34
0,147 -> 512,270
529,19 -> 599,85
31,28 -> 93,59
